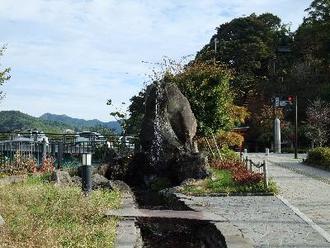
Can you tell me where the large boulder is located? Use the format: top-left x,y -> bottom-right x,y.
136,80 -> 208,185
140,82 -> 197,158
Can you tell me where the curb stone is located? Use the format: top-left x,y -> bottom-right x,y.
182,192 -> 275,197
110,181 -> 142,248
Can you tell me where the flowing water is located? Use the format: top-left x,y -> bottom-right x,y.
150,82 -> 163,165
134,190 -> 227,248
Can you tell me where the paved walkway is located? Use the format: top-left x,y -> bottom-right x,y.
175,153 -> 330,247
250,153 -> 330,237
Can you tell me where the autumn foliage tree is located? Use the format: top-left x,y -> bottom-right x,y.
305,99 -> 330,147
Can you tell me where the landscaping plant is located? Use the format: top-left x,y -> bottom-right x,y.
211,160 -> 263,185
305,147 -> 330,169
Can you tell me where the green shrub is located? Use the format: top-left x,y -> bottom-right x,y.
306,147 -> 330,169
220,146 -> 239,161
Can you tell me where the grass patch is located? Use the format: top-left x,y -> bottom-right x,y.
181,168 -> 278,195
0,174 -> 121,247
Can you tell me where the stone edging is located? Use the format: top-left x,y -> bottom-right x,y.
181,192 -> 275,197
111,181 -> 143,248
277,195 -> 330,243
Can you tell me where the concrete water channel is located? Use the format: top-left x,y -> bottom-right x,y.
113,189 -> 228,247
108,187 -> 255,248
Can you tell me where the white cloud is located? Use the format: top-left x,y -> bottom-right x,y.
0,0 -> 311,121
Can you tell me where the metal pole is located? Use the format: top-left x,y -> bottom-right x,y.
294,96 -> 298,159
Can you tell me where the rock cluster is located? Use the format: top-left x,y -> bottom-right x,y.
51,169 -> 113,190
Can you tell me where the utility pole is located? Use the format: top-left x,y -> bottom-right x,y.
294,96 -> 298,159
214,37 -> 219,65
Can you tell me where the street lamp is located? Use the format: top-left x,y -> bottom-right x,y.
81,153 -> 92,195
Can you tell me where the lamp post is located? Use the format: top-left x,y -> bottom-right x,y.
81,153 -> 92,195
294,96 -> 298,159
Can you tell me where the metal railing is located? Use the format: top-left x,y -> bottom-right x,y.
241,155 -> 268,188
0,131 -> 138,170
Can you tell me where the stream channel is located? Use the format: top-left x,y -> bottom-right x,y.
133,189 -> 227,248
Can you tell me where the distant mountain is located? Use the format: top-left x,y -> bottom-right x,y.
0,111 -> 122,134
40,113 -> 122,133
0,111 -> 72,133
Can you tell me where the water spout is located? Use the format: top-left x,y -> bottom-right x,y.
150,82 -> 163,165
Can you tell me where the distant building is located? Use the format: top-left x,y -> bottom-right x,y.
5,130 -> 49,144
74,131 -> 106,144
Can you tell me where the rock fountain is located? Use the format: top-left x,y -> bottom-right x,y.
130,79 -> 208,186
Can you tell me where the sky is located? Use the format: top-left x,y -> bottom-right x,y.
0,0 -> 311,121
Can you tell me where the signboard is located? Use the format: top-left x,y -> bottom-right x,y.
273,96 -> 294,108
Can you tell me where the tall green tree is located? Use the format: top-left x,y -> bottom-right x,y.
125,90 -> 146,135
288,0 -> 330,117
295,0 -> 330,64
195,13 -> 293,148
195,13 -> 292,105
0,46 -> 11,102
173,63 -> 246,136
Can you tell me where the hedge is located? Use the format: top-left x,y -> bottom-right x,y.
305,147 -> 330,169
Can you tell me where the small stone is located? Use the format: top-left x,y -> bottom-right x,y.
109,180 -> 131,192
92,174 -> 112,190
95,164 -> 111,177
71,176 -> 82,186
51,170 -> 72,185
0,214 -> 5,226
